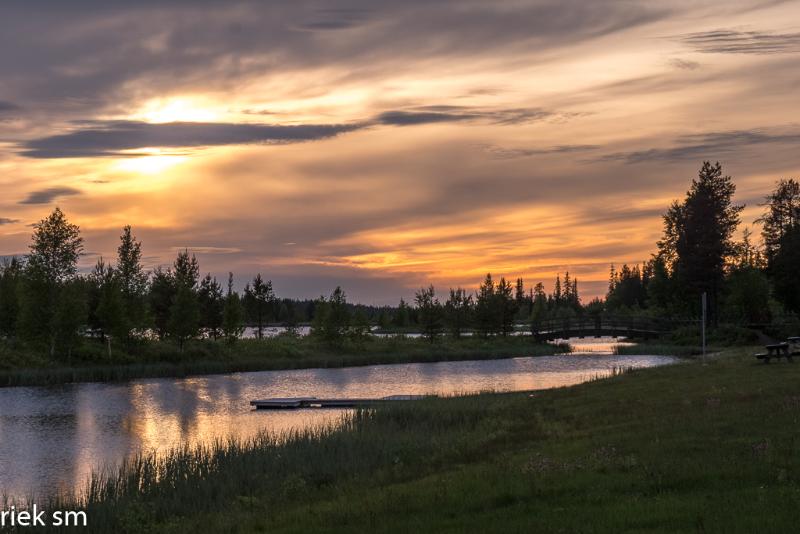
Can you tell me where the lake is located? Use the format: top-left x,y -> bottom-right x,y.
0,338 -> 676,501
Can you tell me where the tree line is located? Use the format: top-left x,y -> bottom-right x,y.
604,162 -> 799,327
1,161 -> 797,358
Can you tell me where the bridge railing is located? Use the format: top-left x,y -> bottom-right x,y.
533,314 -> 695,337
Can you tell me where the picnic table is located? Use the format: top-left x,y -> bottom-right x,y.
755,341 -> 796,363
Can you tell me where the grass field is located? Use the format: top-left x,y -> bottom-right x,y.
0,335 -> 568,387
24,343 -> 800,533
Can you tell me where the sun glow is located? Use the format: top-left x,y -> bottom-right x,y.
113,149 -> 187,174
136,97 -> 221,123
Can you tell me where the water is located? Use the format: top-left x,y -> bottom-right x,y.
0,338 -> 675,500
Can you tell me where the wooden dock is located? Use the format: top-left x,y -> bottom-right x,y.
250,395 -> 429,410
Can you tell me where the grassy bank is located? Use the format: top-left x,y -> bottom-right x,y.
0,335 -> 567,388
27,344 -> 800,533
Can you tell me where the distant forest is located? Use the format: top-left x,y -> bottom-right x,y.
0,161 -> 798,357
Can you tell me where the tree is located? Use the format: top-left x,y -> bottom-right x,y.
722,265 -> 771,324
0,258 -> 22,339
393,298 -> 411,328
415,285 -> 443,342
244,274 -> 274,339
27,207 -> 83,284
198,274 -> 224,339
19,208 -> 84,357
173,250 -> 199,290
759,178 -> 800,262
475,273 -> 498,336
496,277 -> 517,336
222,273 -> 245,343
444,287 -> 473,338
350,308 -> 371,341
149,267 -> 175,340
311,286 -> 350,345
658,161 -> 744,322
771,224 -> 800,314
94,262 -> 126,357
116,226 -> 148,340
529,282 -> 548,334
168,283 -> 199,353
53,278 -> 88,361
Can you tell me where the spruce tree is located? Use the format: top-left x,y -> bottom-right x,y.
415,285 -> 443,342
116,226 -> 148,341
222,273 -> 245,343
198,274 -> 224,340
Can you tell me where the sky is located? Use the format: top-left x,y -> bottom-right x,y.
1,0 -> 799,304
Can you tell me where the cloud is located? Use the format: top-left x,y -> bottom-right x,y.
19,186 -> 82,204
0,101 -> 19,112
668,58 -> 701,70
21,106 -> 562,158
483,144 -> 600,160
21,120 -> 363,158
0,217 -> 20,225
599,128 -> 800,164
375,106 -> 553,127
294,8 -> 371,31
0,1 -> 669,118
678,28 -> 800,54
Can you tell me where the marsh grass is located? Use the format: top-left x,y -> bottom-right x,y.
0,336 -> 565,387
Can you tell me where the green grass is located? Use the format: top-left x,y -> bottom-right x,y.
0,335 -> 567,387
20,344 -> 800,533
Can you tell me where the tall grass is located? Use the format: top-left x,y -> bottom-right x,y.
0,336 -> 567,388
15,394 -> 529,532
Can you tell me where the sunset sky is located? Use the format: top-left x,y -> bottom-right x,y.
1,0 -> 799,304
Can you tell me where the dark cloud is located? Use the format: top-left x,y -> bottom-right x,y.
21,120 -> 363,158
678,28 -> 800,54
375,106 -> 552,126
599,128 -> 800,164
0,101 -> 19,112
668,58 -> 701,70
22,106 -> 562,158
0,1 -> 668,115
294,8 -> 371,31
483,144 -> 600,160
0,217 -> 20,225
19,186 -> 82,204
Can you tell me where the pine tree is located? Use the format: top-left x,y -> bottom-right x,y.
759,178 -> 800,262
95,263 -> 125,357
415,285 -> 443,342
496,277 -> 517,336
198,274 -> 224,340
244,274 -> 274,339
116,226 -> 148,341
659,161 -> 744,321
149,267 -> 175,340
475,273 -> 497,336
444,287 -> 473,338
168,283 -> 199,353
222,273 -> 245,343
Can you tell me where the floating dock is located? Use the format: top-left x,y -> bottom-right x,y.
250,395 -> 429,410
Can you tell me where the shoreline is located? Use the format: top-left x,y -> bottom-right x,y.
0,336 -> 572,388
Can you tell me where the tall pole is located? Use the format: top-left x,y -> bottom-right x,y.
701,292 -> 707,363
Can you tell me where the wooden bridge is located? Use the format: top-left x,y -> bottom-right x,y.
533,315 -> 689,341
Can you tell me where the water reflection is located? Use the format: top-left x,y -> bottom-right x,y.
0,339 -> 675,500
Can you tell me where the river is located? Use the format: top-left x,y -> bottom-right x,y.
0,337 -> 675,500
